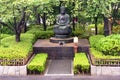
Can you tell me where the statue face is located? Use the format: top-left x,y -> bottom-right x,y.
60,6 -> 66,14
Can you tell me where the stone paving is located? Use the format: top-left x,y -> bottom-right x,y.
0,75 -> 120,80
45,60 -> 73,76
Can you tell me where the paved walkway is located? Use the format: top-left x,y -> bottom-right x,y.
0,75 -> 120,80
45,60 -> 73,76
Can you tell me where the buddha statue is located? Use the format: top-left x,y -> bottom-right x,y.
54,6 -> 72,38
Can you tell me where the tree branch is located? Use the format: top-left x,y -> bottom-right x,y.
0,20 -> 14,31
18,7 -> 27,29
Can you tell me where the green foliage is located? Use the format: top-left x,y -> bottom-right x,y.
27,25 -> 54,39
112,25 -> 120,34
74,53 -> 90,74
71,28 -> 84,38
27,53 -> 48,73
0,33 -> 35,60
86,0 -> 117,18
89,35 -> 105,48
1,27 -> 14,34
92,34 -> 120,56
86,24 -> 104,35
90,48 -> 120,59
0,34 -> 11,40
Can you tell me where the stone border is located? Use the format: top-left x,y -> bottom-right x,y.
0,65 -> 27,76
91,65 -> 120,76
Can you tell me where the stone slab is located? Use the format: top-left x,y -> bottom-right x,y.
91,65 -> 120,76
8,67 -> 16,75
0,66 -> 27,76
91,65 -> 96,75
45,59 -> 73,76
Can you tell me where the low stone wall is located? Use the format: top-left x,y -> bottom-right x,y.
0,66 -> 27,76
91,65 -> 120,75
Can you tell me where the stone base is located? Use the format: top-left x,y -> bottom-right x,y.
33,39 -> 90,59
0,66 -> 27,76
50,37 -> 73,43
91,65 -> 120,75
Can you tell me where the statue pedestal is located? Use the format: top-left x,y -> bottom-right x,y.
50,37 -> 73,43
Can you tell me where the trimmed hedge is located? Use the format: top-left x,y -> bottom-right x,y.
27,53 -> 48,73
0,33 -> 35,60
74,53 -> 90,74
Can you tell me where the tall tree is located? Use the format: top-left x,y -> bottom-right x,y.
0,0 -> 30,42
86,0 -> 114,35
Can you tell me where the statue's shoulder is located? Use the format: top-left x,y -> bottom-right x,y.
57,14 -> 61,17
65,14 -> 70,17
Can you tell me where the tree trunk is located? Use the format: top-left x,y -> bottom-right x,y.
94,17 -> 98,35
15,31 -> 21,42
104,17 -> 110,36
24,22 -> 27,33
43,13 -> 47,31
72,17 -> 75,31
36,13 -> 41,25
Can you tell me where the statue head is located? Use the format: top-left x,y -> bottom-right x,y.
60,6 -> 66,14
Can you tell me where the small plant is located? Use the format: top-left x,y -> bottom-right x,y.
74,53 -> 90,74
27,53 -> 48,74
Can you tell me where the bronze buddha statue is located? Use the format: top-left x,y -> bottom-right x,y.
54,6 -> 72,38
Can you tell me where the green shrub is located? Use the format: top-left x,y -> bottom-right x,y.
112,25 -> 120,34
27,28 -> 54,39
95,34 -> 120,56
90,48 -> 120,59
86,24 -> 104,35
71,27 -> 90,39
0,34 -> 11,39
0,33 -> 35,60
27,53 -> 48,73
89,35 -> 105,48
71,27 -> 84,35
0,26 -> 14,34
74,53 -> 90,74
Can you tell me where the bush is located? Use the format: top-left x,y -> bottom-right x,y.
95,34 -> 120,56
86,24 -> 104,35
27,53 -> 48,73
0,34 -> 11,40
89,35 -> 105,48
0,33 -> 35,60
71,27 -> 90,39
0,26 -> 14,34
112,25 -> 120,34
27,27 -> 54,39
74,53 -> 90,74
90,48 -> 120,59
